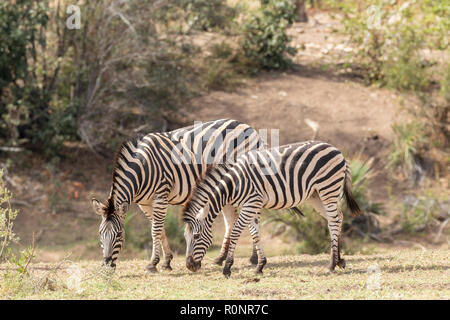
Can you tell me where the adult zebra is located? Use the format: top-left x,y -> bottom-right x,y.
92,119 -> 266,272
182,141 -> 361,277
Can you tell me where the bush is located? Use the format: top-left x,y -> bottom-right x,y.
182,0 -> 236,31
123,206 -> 185,254
343,157 -> 383,237
397,190 -> 449,235
341,0 -> 438,91
1,0 -> 226,157
388,121 -> 426,179
0,169 -> 38,298
240,0 -> 297,73
164,206 -> 186,254
0,169 -> 19,260
381,26 -> 429,92
264,205 -> 329,255
338,0 -> 448,171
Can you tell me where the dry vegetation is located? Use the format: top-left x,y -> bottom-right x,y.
1,247 -> 448,299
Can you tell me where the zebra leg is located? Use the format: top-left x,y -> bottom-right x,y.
146,198 -> 168,273
249,216 -> 260,266
139,203 -> 172,272
223,206 -> 260,278
213,205 -> 236,266
214,206 -> 259,266
160,228 -> 173,271
307,192 -> 345,271
249,215 -> 267,274
324,201 -> 344,272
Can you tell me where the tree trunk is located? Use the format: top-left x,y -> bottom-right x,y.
295,1 -> 308,23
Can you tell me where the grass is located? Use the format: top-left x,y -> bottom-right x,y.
0,247 -> 448,299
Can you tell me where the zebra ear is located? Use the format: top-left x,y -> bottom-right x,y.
92,198 -> 107,216
196,204 -> 209,220
117,202 -> 129,215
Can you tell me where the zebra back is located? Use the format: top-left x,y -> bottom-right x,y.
106,119 -> 265,214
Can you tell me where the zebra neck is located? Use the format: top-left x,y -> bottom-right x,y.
109,187 -> 131,213
202,177 -> 234,224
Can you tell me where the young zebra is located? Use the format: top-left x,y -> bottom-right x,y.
182,141 -> 361,277
92,119 -> 266,271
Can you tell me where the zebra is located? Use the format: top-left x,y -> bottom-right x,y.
92,119 -> 266,271
182,141 -> 361,277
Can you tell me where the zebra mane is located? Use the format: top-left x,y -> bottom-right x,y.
104,197 -> 116,217
107,133 -> 146,215
182,162 -> 231,222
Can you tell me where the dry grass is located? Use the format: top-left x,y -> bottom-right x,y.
0,247 -> 448,299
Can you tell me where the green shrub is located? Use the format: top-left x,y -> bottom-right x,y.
0,169 -> 38,298
0,1 -> 85,158
0,169 -> 19,260
343,157 -> 383,237
240,0 -> 297,72
164,206 -> 186,254
182,0 -> 236,31
398,189 -> 448,235
123,206 -> 185,254
341,0 -> 437,91
201,42 -> 240,91
382,26 -> 429,92
388,121 -> 426,178
263,205 -> 329,255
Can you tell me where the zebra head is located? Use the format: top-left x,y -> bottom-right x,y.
92,198 -> 128,269
183,206 -> 213,272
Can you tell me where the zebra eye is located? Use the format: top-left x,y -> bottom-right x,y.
193,233 -> 200,240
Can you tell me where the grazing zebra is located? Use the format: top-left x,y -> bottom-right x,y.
92,119 -> 266,271
182,141 -> 361,277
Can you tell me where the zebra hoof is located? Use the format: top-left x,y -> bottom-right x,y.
161,265 -> 173,271
249,255 -> 258,266
223,269 -> 231,278
254,269 -> 263,275
213,257 -> 225,266
145,265 -> 158,273
337,259 -> 346,269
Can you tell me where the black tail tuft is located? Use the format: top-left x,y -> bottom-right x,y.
344,163 -> 362,217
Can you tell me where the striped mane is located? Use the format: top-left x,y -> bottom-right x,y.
182,163 -> 231,222
106,134 -> 145,216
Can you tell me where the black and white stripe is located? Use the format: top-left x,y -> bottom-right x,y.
98,213 -> 123,268
92,119 -> 265,271
183,141 -> 361,277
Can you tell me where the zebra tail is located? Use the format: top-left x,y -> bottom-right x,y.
344,162 -> 362,217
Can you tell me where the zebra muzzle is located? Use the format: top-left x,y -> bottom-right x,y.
186,256 -> 201,272
104,256 -> 113,266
